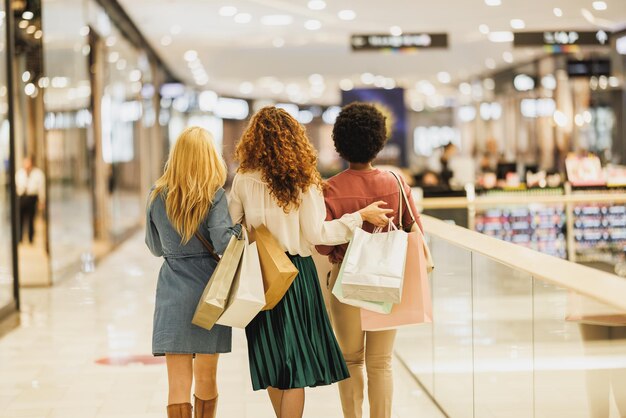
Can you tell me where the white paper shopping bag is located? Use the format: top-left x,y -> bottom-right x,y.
340,222 -> 408,304
217,229 -> 266,328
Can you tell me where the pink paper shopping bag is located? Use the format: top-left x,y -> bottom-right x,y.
360,228 -> 433,331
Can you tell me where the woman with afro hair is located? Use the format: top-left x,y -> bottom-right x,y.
228,106 -> 392,418
316,102 -> 424,418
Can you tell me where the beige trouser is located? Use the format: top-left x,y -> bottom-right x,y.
328,264 -> 397,418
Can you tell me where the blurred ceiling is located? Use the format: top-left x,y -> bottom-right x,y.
117,0 -> 626,104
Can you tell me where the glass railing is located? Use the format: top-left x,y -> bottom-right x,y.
396,216 -> 626,418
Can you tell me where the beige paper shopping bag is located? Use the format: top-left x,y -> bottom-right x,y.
251,225 -> 299,310
192,234 -> 245,330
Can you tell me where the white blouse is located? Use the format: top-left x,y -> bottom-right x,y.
228,171 -> 363,256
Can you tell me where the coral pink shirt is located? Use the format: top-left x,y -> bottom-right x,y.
316,169 -> 423,264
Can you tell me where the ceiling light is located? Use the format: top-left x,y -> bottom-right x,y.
26,25 -> 36,34
34,30 -> 42,39
459,82 -> 472,95
384,78 -> 396,90
24,83 -> 36,96
116,59 -> 126,70
374,75 -> 386,88
308,73 -> 324,85
390,26 -> 402,36
307,0 -> 326,10
503,51 -> 514,63
339,79 -> 354,91
79,26 -> 89,36
514,74 -> 535,91
261,15 -> 293,26
488,31 -> 514,43
485,58 -> 496,69
108,52 -> 119,63
484,0 -> 501,5
417,80 -> 436,96
234,13 -> 252,24
553,7 -> 563,17
272,37 -> 285,48
22,11 -> 33,20
22,71 -> 30,82
479,24 -> 490,34
184,50 -> 198,61
170,25 -> 182,35
483,78 -> 496,90
553,110 -> 568,127
592,1 -> 607,11
219,6 -> 238,17
510,19 -> 525,29
161,35 -> 172,46
338,10 -> 356,21
305,19 -> 322,30
106,36 -> 116,47
361,72 -> 375,84
541,74 -> 557,90
238,82 -> 254,95
609,76 -> 620,87
437,72 -> 451,84
18,20 -> 28,29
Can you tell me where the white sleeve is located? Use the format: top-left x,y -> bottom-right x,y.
227,175 -> 245,224
299,186 -> 362,246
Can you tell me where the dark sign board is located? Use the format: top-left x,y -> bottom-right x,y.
341,88 -> 408,167
351,33 -> 448,51
514,30 -> 611,47
567,59 -> 611,77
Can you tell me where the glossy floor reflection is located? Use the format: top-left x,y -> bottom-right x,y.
0,233 -> 444,418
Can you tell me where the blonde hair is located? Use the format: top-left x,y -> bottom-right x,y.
150,126 -> 226,244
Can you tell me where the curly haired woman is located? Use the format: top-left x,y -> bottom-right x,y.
228,106 -> 392,418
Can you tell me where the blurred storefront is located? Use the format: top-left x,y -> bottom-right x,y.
1,0 -> 176,322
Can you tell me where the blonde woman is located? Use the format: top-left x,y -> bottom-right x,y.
146,127 -> 240,418
229,107 -> 391,418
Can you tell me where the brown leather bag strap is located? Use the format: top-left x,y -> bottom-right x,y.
194,232 -> 220,262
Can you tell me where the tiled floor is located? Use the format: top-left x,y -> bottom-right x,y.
0,233 -> 444,418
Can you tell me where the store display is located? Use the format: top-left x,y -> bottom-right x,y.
475,204 -> 567,259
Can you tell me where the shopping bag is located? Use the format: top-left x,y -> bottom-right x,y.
192,234 -> 245,330
340,222 -> 408,303
217,229 -> 266,328
252,225 -> 299,310
332,238 -> 393,314
361,228 -> 433,331
389,171 -> 434,273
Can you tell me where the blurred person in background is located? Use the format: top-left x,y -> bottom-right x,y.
146,127 -> 241,418
15,155 -> 45,244
229,106 -> 391,418
316,102 -> 424,418
439,142 -> 458,188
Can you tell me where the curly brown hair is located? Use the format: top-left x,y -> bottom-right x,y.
235,106 -> 322,212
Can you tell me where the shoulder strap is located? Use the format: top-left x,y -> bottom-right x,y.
194,232 -> 220,262
389,171 -> 416,228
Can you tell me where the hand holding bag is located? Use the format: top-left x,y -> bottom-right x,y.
340,220 -> 409,304
192,232 -> 245,330
217,229 -> 266,328
360,172 -> 434,330
252,225 -> 299,310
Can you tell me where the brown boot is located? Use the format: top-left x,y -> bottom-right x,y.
167,403 -> 192,418
194,395 -> 218,418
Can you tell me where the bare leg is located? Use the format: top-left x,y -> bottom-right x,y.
267,387 -> 284,418
280,388 -> 305,418
166,354 -> 193,405
194,354 -> 219,400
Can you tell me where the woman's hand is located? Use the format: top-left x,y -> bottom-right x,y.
358,201 -> 393,227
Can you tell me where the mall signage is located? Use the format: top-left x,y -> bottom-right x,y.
351,33 -> 448,51
513,30 -> 611,51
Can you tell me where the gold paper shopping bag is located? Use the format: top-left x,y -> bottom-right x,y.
251,225 -> 299,310
192,234 -> 245,330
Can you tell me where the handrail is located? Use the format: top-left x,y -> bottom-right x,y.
422,215 -> 626,312
418,193 -> 626,209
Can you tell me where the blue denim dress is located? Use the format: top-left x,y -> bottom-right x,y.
145,188 -> 239,355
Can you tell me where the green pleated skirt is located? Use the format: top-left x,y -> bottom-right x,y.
245,255 -> 350,391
